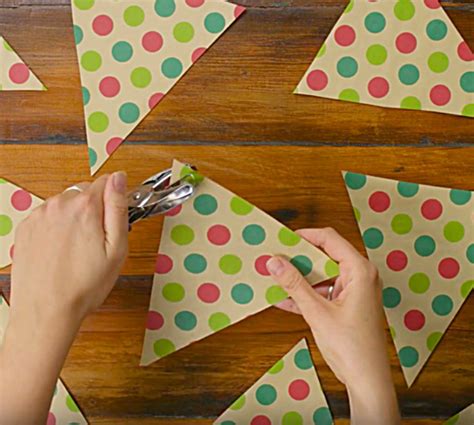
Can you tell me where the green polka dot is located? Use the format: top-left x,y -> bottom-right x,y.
184,254 -> 207,274
467,244 -> 474,263
399,64 -> 420,85
255,384 -> 277,406
390,326 -> 396,339
230,196 -> 254,215
290,255 -> 313,276
399,346 -> 419,367
3,39 -> 12,52
193,194 -> 218,215
268,359 -> 284,374
339,88 -> 360,103
231,283 -> 254,304
119,102 -> 140,123
171,224 -> 194,245
414,235 -> 436,257
313,407 -> 333,425
66,395 -> 79,412
366,44 -> 387,65
427,19 -> 448,41
408,272 -> 430,294
219,254 -> 242,275
397,181 -> 419,197
0,179 -> 6,184
161,57 -> 183,79
112,41 -> 133,62
73,25 -> 83,44
428,52 -> 449,73
278,228 -> 301,246
462,104 -> 474,117
391,214 -> 412,235
282,412 -> 302,425
208,312 -> 230,331
365,12 -> 386,33
460,71 -> 474,93
88,148 -> 97,168
88,111 -> 109,133
131,67 -> 152,88
162,282 -> 185,302
394,0 -> 415,21
449,189 -> 471,205
344,0 -> 354,13
74,0 -> 94,10
242,224 -> 266,245
174,311 -> 197,331
432,294 -> 453,316
82,86 -> 90,105
383,287 -> 401,308
316,43 -> 326,58
444,221 -> 464,242
337,56 -> 358,78
344,172 -> 366,189
265,285 -> 288,305
400,96 -> 421,110
155,0 -> 176,17
205,12 -> 226,34
294,348 -> 312,370
230,395 -> 246,411
426,331 -> 442,351
325,259 -> 339,277
81,50 -> 102,72
353,207 -> 361,222
461,280 -> 473,298
180,166 -> 204,185
363,227 -> 384,249
445,414 -> 460,425
124,5 -> 144,26
174,22 -> 195,43
153,339 -> 175,357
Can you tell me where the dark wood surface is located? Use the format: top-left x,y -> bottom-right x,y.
0,1 -> 473,424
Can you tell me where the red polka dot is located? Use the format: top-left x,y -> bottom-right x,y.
207,224 -> 231,245
9,244 -> 14,261
255,255 -> 272,276
334,25 -> 356,47
288,379 -> 310,400
92,15 -> 114,36
386,250 -> 408,272
106,137 -> 123,155
234,5 -> 246,18
11,190 -> 32,211
404,309 -> 425,331
430,85 -> 451,106
155,254 -> 173,274
424,0 -> 441,8
165,205 -> 182,217
368,77 -> 389,98
457,41 -> 474,62
186,0 -> 205,6
46,412 -> 56,425
197,283 -> 220,303
368,191 -> 391,213
438,258 -> 460,279
146,311 -> 164,330
191,47 -> 207,63
306,69 -> 328,91
421,199 -> 443,220
148,92 -> 164,109
99,76 -> 120,98
395,32 -> 417,54
250,416 -> 271,425
142,31 -> 163,53
9,63 -> 30,84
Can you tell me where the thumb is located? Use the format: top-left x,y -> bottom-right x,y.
103,171 -> 129,260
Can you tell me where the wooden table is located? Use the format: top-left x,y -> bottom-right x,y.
1,1 -> 473,424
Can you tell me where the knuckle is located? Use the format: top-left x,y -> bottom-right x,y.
283,271 -> 303,293
366,262 -> 380,283
322,226 -> 337,237
77,193 -> 96,213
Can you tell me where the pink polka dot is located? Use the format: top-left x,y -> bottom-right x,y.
11,190 -> 32,211
99,76 -> 120,98
421,199 -> 443,220
438,258 -> 460,279
334,25 -> 356,47
197,283 -> 220,303
46,412 -> 56,425
288,379 -> 310,400
106,137 -> 123,155
368,191 -> 391,213
148,92 -> 164,109
404,309 -> 425,331
386,250 -> 408,272
255,255 -> 272,276
165,205 -> 182,217
192,47 -> 207,63
207,224 -> 231,245
395,32 -> 417,54
146,311 -> 164,330
457,41 -> 474,61
251,416 -> 271,425
430,85 -> 451,106
424,0 -> 441,8
234,5 -> 246,18
142,31 -> 163,53
9,63 -> 30,84
368,77 -> 389,98
92,15 -> 114,36
155,254 -> 173,274
186,0 -> 205,6
306,69 -> 328,91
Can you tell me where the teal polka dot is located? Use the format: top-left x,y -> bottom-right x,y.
290,255 -> 313,276
204,12 -> 226,33
426,19 -> 448,41
363,227 -> 384,249
365,12 -> 386,33
154,0 -> 176,17
161,57 -> 183,79
88,148 -> 97,168
174,311 -> 197,331
73,25 -> 83,44
220,422 -> 236,425
460,72 -> 474,93
184,254 -> 207,274
344,172 -> 366,189
193,194 -> 218,215
242,224 -> 266,245
112,41 -> 133,62
82,86 -> 90,106
467,244 -> 474,263
313,407 -> 333,425
399,346 -> 419,367
294,348 -> 312,370
397,181 -> 419,197
119,102 -> 140,124
399,64 -> 420,85
337,56 -> 358,78
231,283 -> 254,304
449,189 -> 471,205
255,384 -> 277,406
414,235 -> 436,257
383,287 -> 401,308
432,294 -> 453,316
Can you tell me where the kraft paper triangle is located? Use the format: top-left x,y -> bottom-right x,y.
0,36 -> 46,91
295,0 -> 474,117
0,178 -> 43,269
140,161 -> 339,365
443,404 -> 474,425
0,295 -> 88,424
71,0 -> 246,175
214,338 -> 333,425
343,171 -> 473,387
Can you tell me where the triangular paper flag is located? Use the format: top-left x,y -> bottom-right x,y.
343,171 -> 473,386
214,338 -> 333,425
0,295 -> 88,424
443,404 -> 474,425
140,161 -> 338,365
0,178 -> 44,269
71,0 -> 245,175
0,36 -> 46,91
295,0 -> 474,117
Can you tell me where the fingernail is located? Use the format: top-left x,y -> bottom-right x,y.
267,257 -> 284,276
113,171 -> 127,193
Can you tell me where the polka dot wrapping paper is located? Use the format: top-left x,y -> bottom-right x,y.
71,0 -> 246,175
443,404 -> 474,425
0,36 -> 46,91
214,338 -> 333,425
343,171 -> 473,387
0,178 -> 44,269
295,0 -> 474,118
140,161 -> 339,365
0,295 -> 88,424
